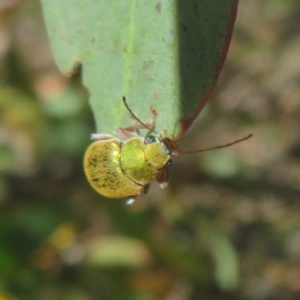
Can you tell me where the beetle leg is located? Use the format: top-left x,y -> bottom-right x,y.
143,184 -> 150,194
118,119 -> 155,133
91,133 -> 115,140
122,122 -> 149,132
125,183 -> 150,205
122,96 -> 158,130
126,198 -> 135,205
116,106 -> 159,139
115,127 -> 140,140
128,108 -> 158,131
156,168 -> 169,189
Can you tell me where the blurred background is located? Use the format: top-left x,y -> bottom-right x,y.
0,0 -> 300,299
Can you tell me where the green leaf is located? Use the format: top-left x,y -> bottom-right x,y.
84,236 -> 151,268
208,230 -> 239,290
199,218 -> 239,290
201,151 -> 242,178
41,0 -> 238,137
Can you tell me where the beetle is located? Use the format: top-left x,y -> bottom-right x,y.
84,97 -> 252,204
84,97 -> 172,204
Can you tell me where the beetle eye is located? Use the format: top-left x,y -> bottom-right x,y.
144,135 -> 158,144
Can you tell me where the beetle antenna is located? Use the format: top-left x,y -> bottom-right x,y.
122,96 -> 159,134
178,133 -> 253,155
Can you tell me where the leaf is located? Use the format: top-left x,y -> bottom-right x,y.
41,0 -> 238,137
84,236 -> 151,268
208,230 -> 239,290
201,151 -> 242,178
199,218 -> 239,290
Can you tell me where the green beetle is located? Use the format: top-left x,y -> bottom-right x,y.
84,97 -> 173,204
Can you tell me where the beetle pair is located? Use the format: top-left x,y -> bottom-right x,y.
84,97 -> 251,204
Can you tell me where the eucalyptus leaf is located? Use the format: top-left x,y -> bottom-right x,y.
41,0 -> 238,137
